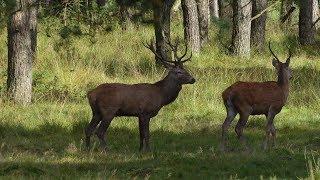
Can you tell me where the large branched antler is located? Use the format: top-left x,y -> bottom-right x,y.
143,39 -> 175,68
165,38 -> 192,64
144,37 -> 192,67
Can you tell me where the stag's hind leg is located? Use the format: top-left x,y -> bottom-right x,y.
235,113 -> 250,150
221,99 -> 237,151
95,109 -> 116,150
85,111 -> 102,149
235,105 -> 252,151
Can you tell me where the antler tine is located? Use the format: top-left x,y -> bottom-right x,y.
287,47 -> 292,61
165,38 -> 179,60
285,46 -> 292,64
143,39 -> 165,62
177,40 -> 189,62
180,52 -> 192,63
269,41 -> 280,61
143,39 -> 177,67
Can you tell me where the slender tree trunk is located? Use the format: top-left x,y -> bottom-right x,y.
231,0 -> 252,56
197,0 -> 210,46
210,0 -> 219,19
181,0 -> 201,53
312,0 -> 319,29
7,0 -> 38,105
153,0 -> 175,62
299,0 -> 315,45
218,0 -> 224,18
251,0 -> 267,52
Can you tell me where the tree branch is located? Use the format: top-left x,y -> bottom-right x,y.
312,17 -> 320,28
280,6 -> 296,24
251,1 -> 279,21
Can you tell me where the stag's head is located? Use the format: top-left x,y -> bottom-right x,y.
144,38 -> 196,85
269,42 -> 292,80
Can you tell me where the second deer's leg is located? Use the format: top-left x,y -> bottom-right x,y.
263,111 -> 276,150
139,116 -> 151,152
235,112 -> 250,150
221,102 -> 237,151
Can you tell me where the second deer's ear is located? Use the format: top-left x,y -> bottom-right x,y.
272,59 -> 279,68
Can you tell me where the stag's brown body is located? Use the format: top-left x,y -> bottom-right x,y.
87,78 -> 183,118
85,39 -> 195,152
221,43 -> 292,151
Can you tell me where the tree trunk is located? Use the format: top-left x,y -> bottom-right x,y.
299,0 -> 315,45
231,0 -> 252,56
7,0 -> 38,105
218,0 -> 224,18
153,0 -> 175,63
210,0 -> 219,19
181,0 -> 201,53
251,0 -> 267,52
312,0 -> 319,29
197,0 -> 210,46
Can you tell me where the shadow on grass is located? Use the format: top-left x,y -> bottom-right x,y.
0,117 -> 319,179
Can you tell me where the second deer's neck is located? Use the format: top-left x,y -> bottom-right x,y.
277,70 -> 290,101
157,74 -> 182,105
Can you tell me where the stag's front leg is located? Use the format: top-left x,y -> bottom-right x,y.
139,116 -> 151,152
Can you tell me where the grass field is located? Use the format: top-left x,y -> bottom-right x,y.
0,16 -> 320,179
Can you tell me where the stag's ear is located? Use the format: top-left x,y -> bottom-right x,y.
272,59 -> 279,68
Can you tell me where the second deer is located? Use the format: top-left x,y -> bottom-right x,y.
221,43 -> 292,151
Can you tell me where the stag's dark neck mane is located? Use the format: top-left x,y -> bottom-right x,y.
155,73 -> 182,105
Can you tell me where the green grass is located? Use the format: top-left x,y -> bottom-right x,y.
0,16 -> 320,179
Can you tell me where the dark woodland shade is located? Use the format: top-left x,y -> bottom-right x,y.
299,0 -> 316,45
251,0 -> 267,52
153,0 -> 175,64
46,0 -> 106,6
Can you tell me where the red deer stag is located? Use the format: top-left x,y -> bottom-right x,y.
221,42 -> 292,151
85,39 -> 195,152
